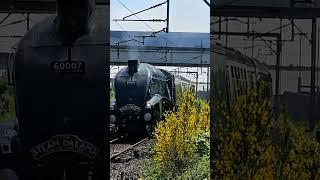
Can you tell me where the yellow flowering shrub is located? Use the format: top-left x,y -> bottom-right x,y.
212,83 -> 320,179
273,112 -> 320,179
212,85 -> 276,179
143,89 -> 210,179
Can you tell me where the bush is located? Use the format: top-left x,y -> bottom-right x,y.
272,113 -> 320,179
142,89 -> 210,179
212,86 -> 276,179
110,88 -> 115,101
0,79 -> 15,123
212,84 -> 320,179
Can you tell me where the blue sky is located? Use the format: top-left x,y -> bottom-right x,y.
110,0 -> 210,33
110,1 -> 210,85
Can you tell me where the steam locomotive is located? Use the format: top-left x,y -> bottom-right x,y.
2,0 -> 108,179
110,60 -> 194,137
211,42 -> 273,108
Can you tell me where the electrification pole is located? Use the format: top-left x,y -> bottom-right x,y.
310,16 -> 317,130
166,0 -> 169,32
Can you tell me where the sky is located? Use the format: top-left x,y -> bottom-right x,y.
110,0 -> 210,33
110,0 -> 210,89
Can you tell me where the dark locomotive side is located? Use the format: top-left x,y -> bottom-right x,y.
2,0 -> 108,179
110,60 -> 193,137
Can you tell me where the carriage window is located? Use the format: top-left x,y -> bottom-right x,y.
235,67 -> 238,79
251,71 -> 255,86
239,69 -> 243,86
243,69 -> 248,89
231,66 -> 234,78
241,69 -> 245,80
242,69 -> 245,80
242,69 -> 245,84
244,69 -> 247,80
240,68 -> 244,90
234,67 -> 239,91
247,70 -> 251,86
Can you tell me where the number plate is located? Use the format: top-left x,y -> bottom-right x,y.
126,81 -> 136,86
51,61 -> 85,74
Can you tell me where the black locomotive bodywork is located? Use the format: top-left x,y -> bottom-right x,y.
111,60 -> 192,136
6,0 -> 108,179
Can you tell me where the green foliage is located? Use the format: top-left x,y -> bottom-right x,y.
142,89 -> 210,179
179,154 -> 210,179
110,88 -> 115,101
0,79 -> 15,123
272,113 -> 320,179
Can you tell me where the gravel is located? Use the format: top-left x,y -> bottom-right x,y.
110,139 -> 154,179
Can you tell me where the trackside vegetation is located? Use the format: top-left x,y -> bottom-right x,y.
142,90 -> 210,179
0,79 -> 15,123
212,84 -> 320,179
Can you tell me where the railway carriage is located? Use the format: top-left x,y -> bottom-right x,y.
174,75 -> 195,101
211,43 -> 272,109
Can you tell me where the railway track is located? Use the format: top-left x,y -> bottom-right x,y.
110,137 -> 148,161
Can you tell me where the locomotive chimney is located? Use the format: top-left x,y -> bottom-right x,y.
128,60 -> 139,75
56,0 -> 95,45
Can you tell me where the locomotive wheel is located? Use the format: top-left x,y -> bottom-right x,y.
116,124 -> 126,138
145,110 -> 161,138
146,119 -> 159,138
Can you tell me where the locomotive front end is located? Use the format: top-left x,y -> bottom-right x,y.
112,60 -> 152,136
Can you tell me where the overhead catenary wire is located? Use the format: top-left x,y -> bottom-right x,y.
113,20 -> 170,62
202,0 -> 210,7
122,1 -> 167,20
293,22 -> 312,43
113,0 -> 176,46
0,13 -> 11,25
0,19 -> 26,28
114,0 -> 156,31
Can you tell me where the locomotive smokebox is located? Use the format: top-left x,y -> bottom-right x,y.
12,0 -> 108,167
128,60 -> 139,75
